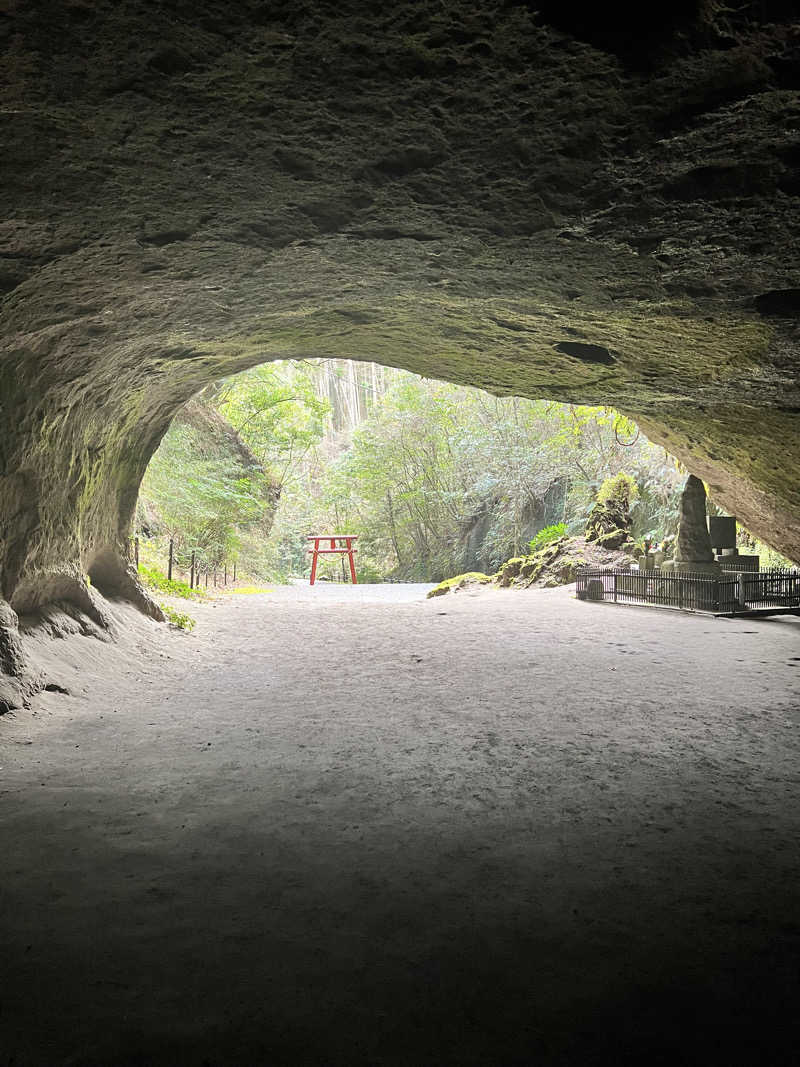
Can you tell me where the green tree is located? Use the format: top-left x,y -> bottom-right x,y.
217,361 -> 330,492
138,418 -> 272,576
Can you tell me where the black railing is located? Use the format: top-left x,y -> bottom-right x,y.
576,567 -> 800,616
736,568 -> 800,609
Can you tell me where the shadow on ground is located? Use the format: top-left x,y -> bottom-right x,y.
2,588 -> 799,1065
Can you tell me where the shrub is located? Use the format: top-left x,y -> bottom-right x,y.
159,603 -> 196,631
596,472 -> 638,513
138,564 -> 206,600
529,523 -> 567,554
354,559 -> 384,583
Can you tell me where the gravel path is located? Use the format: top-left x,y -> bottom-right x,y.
1,585 -> 799,1066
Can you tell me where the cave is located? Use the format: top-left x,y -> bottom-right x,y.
2,0 -> 800,701
2,2 -> 800,1063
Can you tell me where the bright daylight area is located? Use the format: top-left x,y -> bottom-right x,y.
3,3 -> 800,1066
133,357 -> 788,612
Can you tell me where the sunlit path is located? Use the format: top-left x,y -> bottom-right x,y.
280,579 -> 437,603
2,588 -> 799,1066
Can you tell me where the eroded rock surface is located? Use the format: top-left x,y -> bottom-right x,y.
1,2 -> 799,685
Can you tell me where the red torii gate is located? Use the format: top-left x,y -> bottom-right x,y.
306,535 -> 358,585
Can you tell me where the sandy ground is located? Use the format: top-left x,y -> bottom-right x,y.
2,584 -> 800,1066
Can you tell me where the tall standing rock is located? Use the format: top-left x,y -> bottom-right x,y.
673,475 -> 720,576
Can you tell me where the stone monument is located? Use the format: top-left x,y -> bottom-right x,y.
671,474 -> 721,576
709,514 -> 760,571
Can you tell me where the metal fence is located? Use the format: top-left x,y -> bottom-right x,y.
576,567 -> 800,616
733,568 -> 800,610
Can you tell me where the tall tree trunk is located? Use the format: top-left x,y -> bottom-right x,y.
386,490 -> 402,567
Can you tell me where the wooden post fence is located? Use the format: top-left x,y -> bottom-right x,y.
167,537 -> 174,582
190,551 -> 196,589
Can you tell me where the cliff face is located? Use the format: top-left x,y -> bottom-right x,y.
0,1 -> 798,694
140,396 -> 281,541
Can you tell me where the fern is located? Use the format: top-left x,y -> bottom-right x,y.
529,523 -> 567,553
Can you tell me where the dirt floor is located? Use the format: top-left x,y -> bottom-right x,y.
2,584 -> 799,1066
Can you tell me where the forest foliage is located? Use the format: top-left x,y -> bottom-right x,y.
136,358 -> 789,584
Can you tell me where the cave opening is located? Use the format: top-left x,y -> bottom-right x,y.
131,356 -> 688,602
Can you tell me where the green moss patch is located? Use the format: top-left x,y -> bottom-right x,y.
427,572 -> 493,598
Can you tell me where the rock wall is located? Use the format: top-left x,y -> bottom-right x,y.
1,1 -> 799,690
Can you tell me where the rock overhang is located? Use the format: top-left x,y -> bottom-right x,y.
0,0 -> 798,683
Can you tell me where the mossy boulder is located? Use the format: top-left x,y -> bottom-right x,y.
498,538 -> 568,587
597,529 -> 630,549
542,556 -> 583,587
427,572 -> 493,598
483,535 -> 637,593
494,558 -> 528,586
585,473 -> 638,550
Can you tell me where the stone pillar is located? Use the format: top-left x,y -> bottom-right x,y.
672,474 -> 721,576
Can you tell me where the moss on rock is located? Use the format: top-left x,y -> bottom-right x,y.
427,572 -> 493,598
494,558 -> 527,586
449,535 -> 638,594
